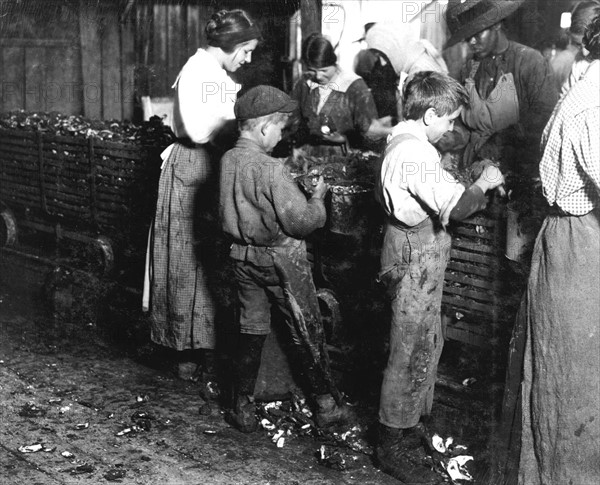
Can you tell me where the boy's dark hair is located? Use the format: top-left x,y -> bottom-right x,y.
402,71 -> 469,121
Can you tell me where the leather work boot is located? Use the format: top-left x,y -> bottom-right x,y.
374,423 -> 442,484
226,395 -> 258,433
314,394 -> 357,428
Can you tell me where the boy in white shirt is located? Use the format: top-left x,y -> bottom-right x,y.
375,70 -> 504,483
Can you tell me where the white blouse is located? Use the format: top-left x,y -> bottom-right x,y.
171,49 -> 241,144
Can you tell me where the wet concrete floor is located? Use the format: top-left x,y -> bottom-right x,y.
0,247 -> 504,485
0,281 -> 411,485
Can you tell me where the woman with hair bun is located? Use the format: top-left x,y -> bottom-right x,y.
291,33 -> 391,156
560,0 -> 600,94
144,9 -> 260,407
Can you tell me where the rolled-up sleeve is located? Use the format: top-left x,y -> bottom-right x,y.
271,164 -> 327,238
404,147 -> 466,224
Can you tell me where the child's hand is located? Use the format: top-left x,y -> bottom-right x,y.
475,165 -> 505,194
311,176 -> 329,199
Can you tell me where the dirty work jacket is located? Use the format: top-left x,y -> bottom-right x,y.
219,137 -> 326,266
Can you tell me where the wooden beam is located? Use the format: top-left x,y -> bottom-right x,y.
79,0 -> 102,120
300,0 -> 321,40
25,47 -> 46,113
152,4 -> 168,96
0,39 -> 77,48
1,47 -> 25,111
121,16 -> 135,121
101,7 -> 122,120
167,4 -> 184,84
186,4 -> 201,54
45,44 -> 83,116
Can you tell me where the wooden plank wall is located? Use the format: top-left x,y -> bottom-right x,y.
0,0 -> 135,121
0,0 -> 298,121
137,2 -> 212,99
77,0 -> 136,121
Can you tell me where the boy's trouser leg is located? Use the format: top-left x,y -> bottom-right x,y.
375,222 -> 450,483
227,333 -> 267,433
378,223 -> 450,430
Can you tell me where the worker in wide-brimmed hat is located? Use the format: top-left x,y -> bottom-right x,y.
445,0 -> 558,174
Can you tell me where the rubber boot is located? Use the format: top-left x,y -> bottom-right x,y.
225,333 -> 267,433
287,345 -> 355,428
314,393 -> 356,428
374,423 -> 442,484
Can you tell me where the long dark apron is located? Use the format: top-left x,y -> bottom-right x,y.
269,243 -> 342,403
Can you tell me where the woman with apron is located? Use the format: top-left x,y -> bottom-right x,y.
143,9 -> 260,405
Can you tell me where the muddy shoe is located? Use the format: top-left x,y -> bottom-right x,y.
192,368 -> 221,400
198,376 -> 221,416
177,361 -> 198,381
226,395 -> 258,433
374,424 -> 442,484
314,394 -> 356,428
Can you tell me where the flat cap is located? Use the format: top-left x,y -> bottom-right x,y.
235,85 -> 297,120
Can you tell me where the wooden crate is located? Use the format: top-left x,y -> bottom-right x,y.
443,205 -> 509,347
0,128 -> 161,240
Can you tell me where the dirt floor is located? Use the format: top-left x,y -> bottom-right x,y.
0,244 -> 510,485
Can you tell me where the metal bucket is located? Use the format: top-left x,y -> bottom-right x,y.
329,181 -> 374,236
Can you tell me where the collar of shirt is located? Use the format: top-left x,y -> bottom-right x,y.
235,136 -> 268,155
388,119 -> 429,144
306,67 -> 360,93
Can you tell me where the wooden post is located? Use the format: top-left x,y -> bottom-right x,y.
300,0 -> 321,41
79,0 -> 102,120
101,7 -> 122,120
120,17 -> 135,121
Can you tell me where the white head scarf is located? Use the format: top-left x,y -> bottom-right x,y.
365,23 -> 448,76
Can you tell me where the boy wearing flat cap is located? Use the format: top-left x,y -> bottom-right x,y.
219,85 -> 354,432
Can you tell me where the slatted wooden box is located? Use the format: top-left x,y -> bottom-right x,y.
0,128 -> 161,238
442,204 -> 511,348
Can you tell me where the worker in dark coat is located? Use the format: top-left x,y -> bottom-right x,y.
444,0 -> 559,176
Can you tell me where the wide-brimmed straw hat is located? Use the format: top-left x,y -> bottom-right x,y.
445,0 -> 526,47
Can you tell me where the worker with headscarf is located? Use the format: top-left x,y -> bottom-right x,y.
365,23 -> 449,122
